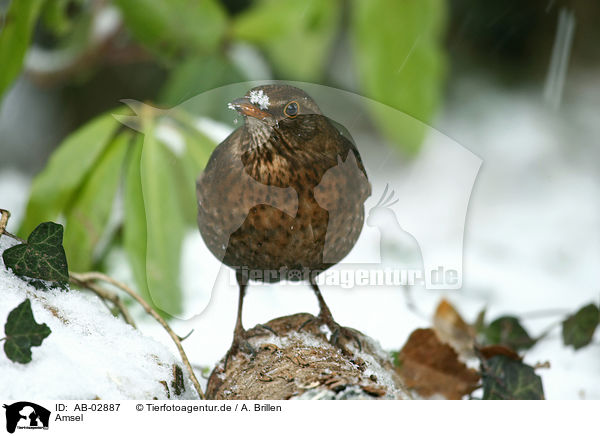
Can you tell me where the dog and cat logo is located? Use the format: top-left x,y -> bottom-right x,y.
3,402 -> 50,433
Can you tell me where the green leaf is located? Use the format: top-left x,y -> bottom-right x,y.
20,110 -> 123,237
0,0 -> 46,101
181,127 -> 214,174
123,134 -> 152,305
562,303 -> 599,350
350,0 -> 446,154
3,299 -> 52,364
40,0 -> 83,37
140,120 -> 186,315
63,132 -> 131,272
114,0 -> 227,60
159,55 -> 245,106
481,316 -> 536,351
232,0 -> 340,81
176,121 -> 217,225
481,355 -> 544,400
3,222 -> 69,285
124,127 -> 200,314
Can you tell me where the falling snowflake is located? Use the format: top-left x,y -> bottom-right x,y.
249,89 -> 270,110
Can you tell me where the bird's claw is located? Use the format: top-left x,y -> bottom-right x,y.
223,330 -> 257,370
311,314 -> 362,357
330,325 -> 362,353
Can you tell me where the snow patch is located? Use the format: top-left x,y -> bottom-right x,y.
249,89 -> 270,110
0,235 -> 198,400
319,324 -> 332,341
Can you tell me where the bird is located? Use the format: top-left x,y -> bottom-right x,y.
196,84 -> 371,363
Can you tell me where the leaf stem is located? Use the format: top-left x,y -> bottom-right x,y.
70,271 -> 205,400
534,319 -> 562,343
0,337 -> 5,342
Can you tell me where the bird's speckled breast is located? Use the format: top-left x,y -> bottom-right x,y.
197,120 -> 370,282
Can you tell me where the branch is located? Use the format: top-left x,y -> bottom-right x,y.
70,271 -> 205,400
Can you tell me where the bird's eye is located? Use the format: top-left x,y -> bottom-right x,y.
284,101 -> 299,118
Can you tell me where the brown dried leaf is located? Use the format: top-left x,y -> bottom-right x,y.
395,328 -> 480,400
433,299 -> 475,358
477,344 -> 522,362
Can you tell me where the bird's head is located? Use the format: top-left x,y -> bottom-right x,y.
228,85 -> 322,126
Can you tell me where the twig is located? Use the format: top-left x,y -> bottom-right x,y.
69,274 -> 137,328
535,320 -> 562,343
534,361 -> 551,370
0,209 -> 10,236
2,231 -> 25,243
179,329 -> 194,342
70,271 -> 205,400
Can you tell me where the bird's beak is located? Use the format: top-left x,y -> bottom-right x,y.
228,97 -> 271,120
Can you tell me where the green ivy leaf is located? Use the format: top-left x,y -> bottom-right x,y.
63,132 -> 131,272
481,355 -> 544,400
0,0 -> 46,101
3,299 -> 52,364
481,316 -> 536,351
20,110 -> 123,237
114,0 -> 227,60
3,222 -> 69,285
350,0 -> 446,154
562,303 -> 599,350
232,0 -> 340,81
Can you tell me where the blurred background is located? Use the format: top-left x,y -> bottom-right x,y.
0,0 -> 599,399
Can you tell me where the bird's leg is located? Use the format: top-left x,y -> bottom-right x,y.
309,280 -> 362,355
224,273 -> 256,369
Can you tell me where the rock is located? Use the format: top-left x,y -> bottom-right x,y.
207,313 -> 411,400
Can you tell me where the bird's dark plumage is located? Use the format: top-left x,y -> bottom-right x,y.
196,84 -> 371,362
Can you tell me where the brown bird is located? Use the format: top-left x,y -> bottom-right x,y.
196,84 -> 371,361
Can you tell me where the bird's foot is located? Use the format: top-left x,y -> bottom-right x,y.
224,329 -> 257,370
326,322 -> 362,358
331,324 -> 362,352
300,313 -> 362,358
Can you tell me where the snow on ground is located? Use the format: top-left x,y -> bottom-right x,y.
0,236 -> 199,400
